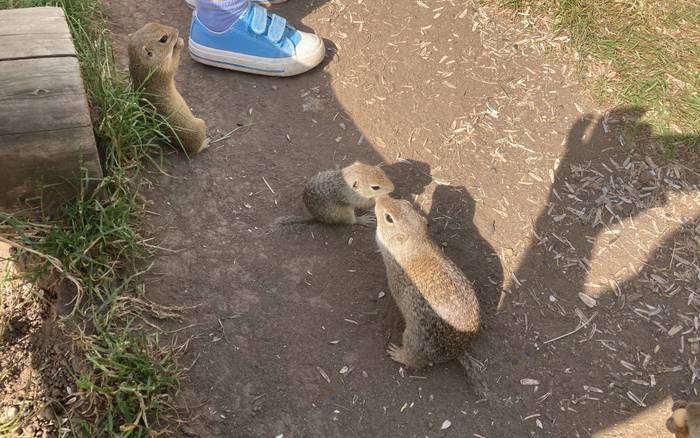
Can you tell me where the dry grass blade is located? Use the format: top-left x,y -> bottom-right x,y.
0,235 -> 83,296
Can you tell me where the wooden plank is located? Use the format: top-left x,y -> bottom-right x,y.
0,7 -> 74,60
0,7 -> 70,36
0,6 -> 64,20
0,126 -> 100,165
0,126 -> 102,211
0,35 -> 75,60
0,57 -> 91,135
0,9 -> 101,214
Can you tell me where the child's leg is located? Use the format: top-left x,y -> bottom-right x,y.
188,0 -> 325,76
195,0 -> 249,32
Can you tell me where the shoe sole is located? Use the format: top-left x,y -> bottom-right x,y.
188,38 -> 325,77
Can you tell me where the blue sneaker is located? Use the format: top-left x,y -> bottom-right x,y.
185,0 -> 288,8
188,3 -> 325,76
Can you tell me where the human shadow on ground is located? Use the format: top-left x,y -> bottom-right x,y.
508,106 -> 697,310
381,159 -> 432,200
498,105 -> 699,434
427,184 -> 504,318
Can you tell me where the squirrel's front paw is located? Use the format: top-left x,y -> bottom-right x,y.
356,213 -> 376,227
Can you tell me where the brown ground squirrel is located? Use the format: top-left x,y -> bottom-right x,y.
128,23 -> 208,155
668,402 -> 700,438
273,162 -> 394,227
374,196 -> 481,369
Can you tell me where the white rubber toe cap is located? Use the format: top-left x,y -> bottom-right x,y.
291,31 -> 326,75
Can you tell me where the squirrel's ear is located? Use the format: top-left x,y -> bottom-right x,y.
352,181 -> 359,190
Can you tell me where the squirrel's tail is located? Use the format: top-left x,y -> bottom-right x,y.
269,215 -> 316,235
272,215 -> 315,226
457,352 -> 489,397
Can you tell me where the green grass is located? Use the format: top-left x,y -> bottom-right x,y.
503,0 -> 700,157
0,0 -> 181,435
72,323 -> 180,437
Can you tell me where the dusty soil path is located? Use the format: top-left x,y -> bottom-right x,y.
106,0 -> 700,436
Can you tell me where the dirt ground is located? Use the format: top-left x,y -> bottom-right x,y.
101,0 -> 700,436
0,242 -> 74,438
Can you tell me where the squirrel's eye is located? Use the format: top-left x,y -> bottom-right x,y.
385,214 -> 394,224
159,34 -> 169,43
371,185 -> 380,191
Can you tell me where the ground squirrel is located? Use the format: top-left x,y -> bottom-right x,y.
273,162 -> 394,227
374,196 -> 481,369
128,23 -> 208,155
668,402 -> 700,438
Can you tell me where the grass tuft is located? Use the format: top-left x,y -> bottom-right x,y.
71,323 -> 180,437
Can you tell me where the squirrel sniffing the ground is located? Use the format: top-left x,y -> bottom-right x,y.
668,402 -> 700,438
128,23 -> 209,155
273,162 -> 394,228
374,196 -> 481,369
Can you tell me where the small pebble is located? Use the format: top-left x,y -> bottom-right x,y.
37,405 -> 54,420
3,405 -> 18,421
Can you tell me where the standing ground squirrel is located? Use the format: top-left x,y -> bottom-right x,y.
374,196 -> 481,369
668,402 -> 700,438
128,23 -> 209,155
273,162 -> 394,227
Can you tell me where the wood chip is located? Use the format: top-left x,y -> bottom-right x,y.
584,385 -> 603,393
316,367 -> 330,383
626,390 -> 647,407
668,324 -> 683,337
578,292 -> 597,308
